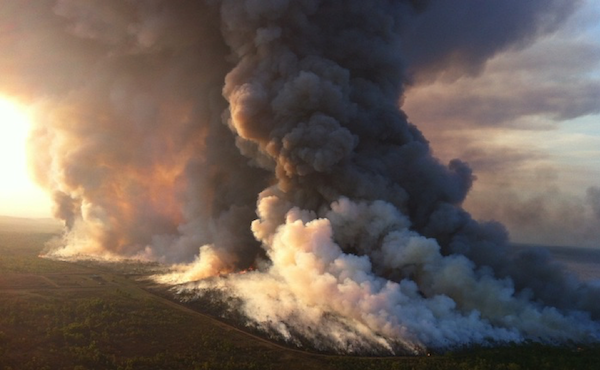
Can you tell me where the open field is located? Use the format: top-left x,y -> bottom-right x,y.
1,227 -> 599,369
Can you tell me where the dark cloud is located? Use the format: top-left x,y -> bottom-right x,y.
404,39 -> 600,131
402,0 -> 583,81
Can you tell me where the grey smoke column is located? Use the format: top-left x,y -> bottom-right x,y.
218,0 -> 598,315
221,0 -> 472,236
201,0 -> 598,351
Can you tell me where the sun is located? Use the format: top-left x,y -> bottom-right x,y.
0,97 -> 53,218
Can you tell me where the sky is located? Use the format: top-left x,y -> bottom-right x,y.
0,0 -> 598,248
0,97 -> 53,218
403,0 -> 600,247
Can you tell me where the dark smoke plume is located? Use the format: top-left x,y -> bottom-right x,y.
2,0 -> 598,354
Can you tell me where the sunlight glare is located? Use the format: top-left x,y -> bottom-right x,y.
0,97 -> 53,218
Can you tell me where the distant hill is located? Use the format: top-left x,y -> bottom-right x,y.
0,215 -> 63,233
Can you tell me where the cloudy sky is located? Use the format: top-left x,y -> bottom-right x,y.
403,0 -> 600,247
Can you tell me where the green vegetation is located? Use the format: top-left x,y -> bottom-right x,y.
0,291 -> 277,369
0,231 -> 283,370
0,232 -> 70,274
0,227 -> 599,370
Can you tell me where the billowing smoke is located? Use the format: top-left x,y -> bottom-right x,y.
2,0 -> 599,354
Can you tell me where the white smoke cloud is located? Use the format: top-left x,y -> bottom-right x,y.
175,197 -> 599,354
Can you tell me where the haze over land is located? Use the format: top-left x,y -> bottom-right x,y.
0,215 -> 62,233
1,0 -> 600,355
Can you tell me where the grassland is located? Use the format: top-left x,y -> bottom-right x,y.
0,225 -> 598,369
